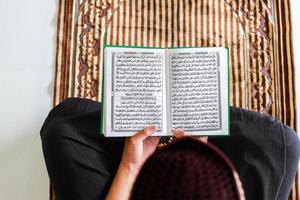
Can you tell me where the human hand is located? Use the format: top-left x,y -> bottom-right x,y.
106,126 -> 160,200
172,129 -> 208,143
120,125 -> 161,174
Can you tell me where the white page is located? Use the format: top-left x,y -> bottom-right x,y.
103,47 -> 168,137
167,47 -> 229,135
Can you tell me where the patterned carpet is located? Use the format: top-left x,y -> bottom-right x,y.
52,0 -> 298,199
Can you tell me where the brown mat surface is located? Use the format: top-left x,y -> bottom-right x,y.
52,0 -> 298,199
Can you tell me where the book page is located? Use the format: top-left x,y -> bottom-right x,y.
104,47 -> 167,136
167,48 -> 228,135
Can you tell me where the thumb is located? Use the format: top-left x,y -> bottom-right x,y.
131,125 -> 157,143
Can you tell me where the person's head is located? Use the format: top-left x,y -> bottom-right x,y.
130,137 -> 245,200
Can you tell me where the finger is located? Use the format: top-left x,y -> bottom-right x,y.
131,125 -> 157,143
172,129 -> 192,138
147,136 -> 161,146
198,136 -> 208,143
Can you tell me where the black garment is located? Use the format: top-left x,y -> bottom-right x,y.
40,98 -> 300,200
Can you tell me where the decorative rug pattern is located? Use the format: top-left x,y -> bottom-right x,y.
52,0 -> 298,199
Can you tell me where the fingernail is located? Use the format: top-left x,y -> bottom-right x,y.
173,129 -> 183,133
149,125 -> 157,130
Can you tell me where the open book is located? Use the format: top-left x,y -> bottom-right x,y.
101,46 -> 229,137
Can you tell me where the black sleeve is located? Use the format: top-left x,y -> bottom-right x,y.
40,98 -> 125,200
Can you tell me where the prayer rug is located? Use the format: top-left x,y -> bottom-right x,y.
51,0 -> 298,199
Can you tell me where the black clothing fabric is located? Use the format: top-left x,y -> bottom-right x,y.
40,98 -> 300,200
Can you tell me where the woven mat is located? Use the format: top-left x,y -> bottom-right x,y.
52,0 -> 298,199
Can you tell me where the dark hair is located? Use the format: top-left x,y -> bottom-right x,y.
130,137 -> 244,200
